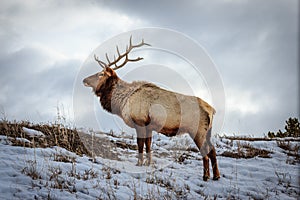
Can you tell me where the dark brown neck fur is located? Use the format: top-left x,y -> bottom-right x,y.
95,76 -> 119,113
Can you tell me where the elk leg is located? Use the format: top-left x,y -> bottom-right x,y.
202,155 -> 210,181
191,130 -> 211,181
135,126 -> 147,166
145,130 -> 152,166
136,138 -> 145,166
205,127 -> 220,180
208,146 -> 220,180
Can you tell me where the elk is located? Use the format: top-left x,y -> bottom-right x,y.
83,37 -> 220,181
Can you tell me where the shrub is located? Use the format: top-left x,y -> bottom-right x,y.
268,118 -> 300,138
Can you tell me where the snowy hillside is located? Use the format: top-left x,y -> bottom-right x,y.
0,121 -> 299,199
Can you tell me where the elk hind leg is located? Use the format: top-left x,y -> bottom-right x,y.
208,146 -> 220,180
206,127 -> 220,180
145,129 -> 152,166
202,155 -> 210,181
190,131 -> 211,181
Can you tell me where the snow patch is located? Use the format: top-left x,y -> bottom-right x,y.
23,127 -> 45,138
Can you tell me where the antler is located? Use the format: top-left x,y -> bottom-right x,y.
94,36 -> 150,70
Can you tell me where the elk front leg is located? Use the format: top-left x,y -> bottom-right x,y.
137,138 -> 145,166
145,129 -> 152,166
135,126 -> 146,166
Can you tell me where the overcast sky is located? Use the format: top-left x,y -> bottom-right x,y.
0,0 -> 299,136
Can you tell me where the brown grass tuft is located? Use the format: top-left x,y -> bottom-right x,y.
277,141 -> 300,164
0,120 -> 90,156
221,141 -> 272,159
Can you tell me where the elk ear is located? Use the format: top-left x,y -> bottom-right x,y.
104,67 -> 115,77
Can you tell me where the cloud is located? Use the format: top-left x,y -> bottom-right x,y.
0,0 -> 298,136
0,44 -> 80,121
0,0 -> 147,59
0,0 -> 147,121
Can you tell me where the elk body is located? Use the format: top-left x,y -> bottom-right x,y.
83,37 -> 220,181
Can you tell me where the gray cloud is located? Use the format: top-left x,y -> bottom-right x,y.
0,44 -> 80,122
0,0 -> 298,136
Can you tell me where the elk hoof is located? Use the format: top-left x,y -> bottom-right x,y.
144,160 -> 151,166
213,176 -> 220,181
136,159 -> 143,166
203,175 -> 210,181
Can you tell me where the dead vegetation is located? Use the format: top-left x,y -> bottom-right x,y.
220,141 -> 272,159
277,141 -> 300,165
0,120 -> 138,162
218,135 -> 299,160
220,135 -> 300,142
145,173 -> 191,199
219,136 -> 300,163
0,120 -> 90,156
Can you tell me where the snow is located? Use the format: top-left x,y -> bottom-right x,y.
0,130 -> 299,199
23,127 -> 45,138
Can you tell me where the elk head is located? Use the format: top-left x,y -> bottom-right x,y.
83,36 -> 150,94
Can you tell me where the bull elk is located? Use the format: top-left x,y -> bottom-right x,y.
83,37 -> 220,181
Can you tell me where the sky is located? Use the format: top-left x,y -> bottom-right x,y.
0,0 -> 299,136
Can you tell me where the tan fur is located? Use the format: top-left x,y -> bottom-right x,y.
83,67 -> 220,181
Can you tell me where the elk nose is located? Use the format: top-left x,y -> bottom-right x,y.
83,78 -> 89,87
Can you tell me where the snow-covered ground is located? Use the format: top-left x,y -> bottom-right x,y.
0,128 -> 299,199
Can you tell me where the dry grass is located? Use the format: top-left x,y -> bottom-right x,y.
0,120 -> 138,163
113,140 -> 137,150
277,141 -> 300,164
221,141 -> 272,159
21,160 -> 41,180
277,141 -> 299,152
176,152 -> 194,163
53,154 -> 76,163
145,173 -> 191,199
221,135 -> 300,142
0,120 -> 90,156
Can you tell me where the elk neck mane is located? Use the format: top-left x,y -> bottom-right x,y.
95,75 -> 158,116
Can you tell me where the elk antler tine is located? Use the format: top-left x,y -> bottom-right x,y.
105,53 -> 111,64
94,54 -> 106,68
116,46 -> 121,56
142,39 -> 151,46
128,57 -> 144,62
129,35 -> 133,47
103,37 -> 150,69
